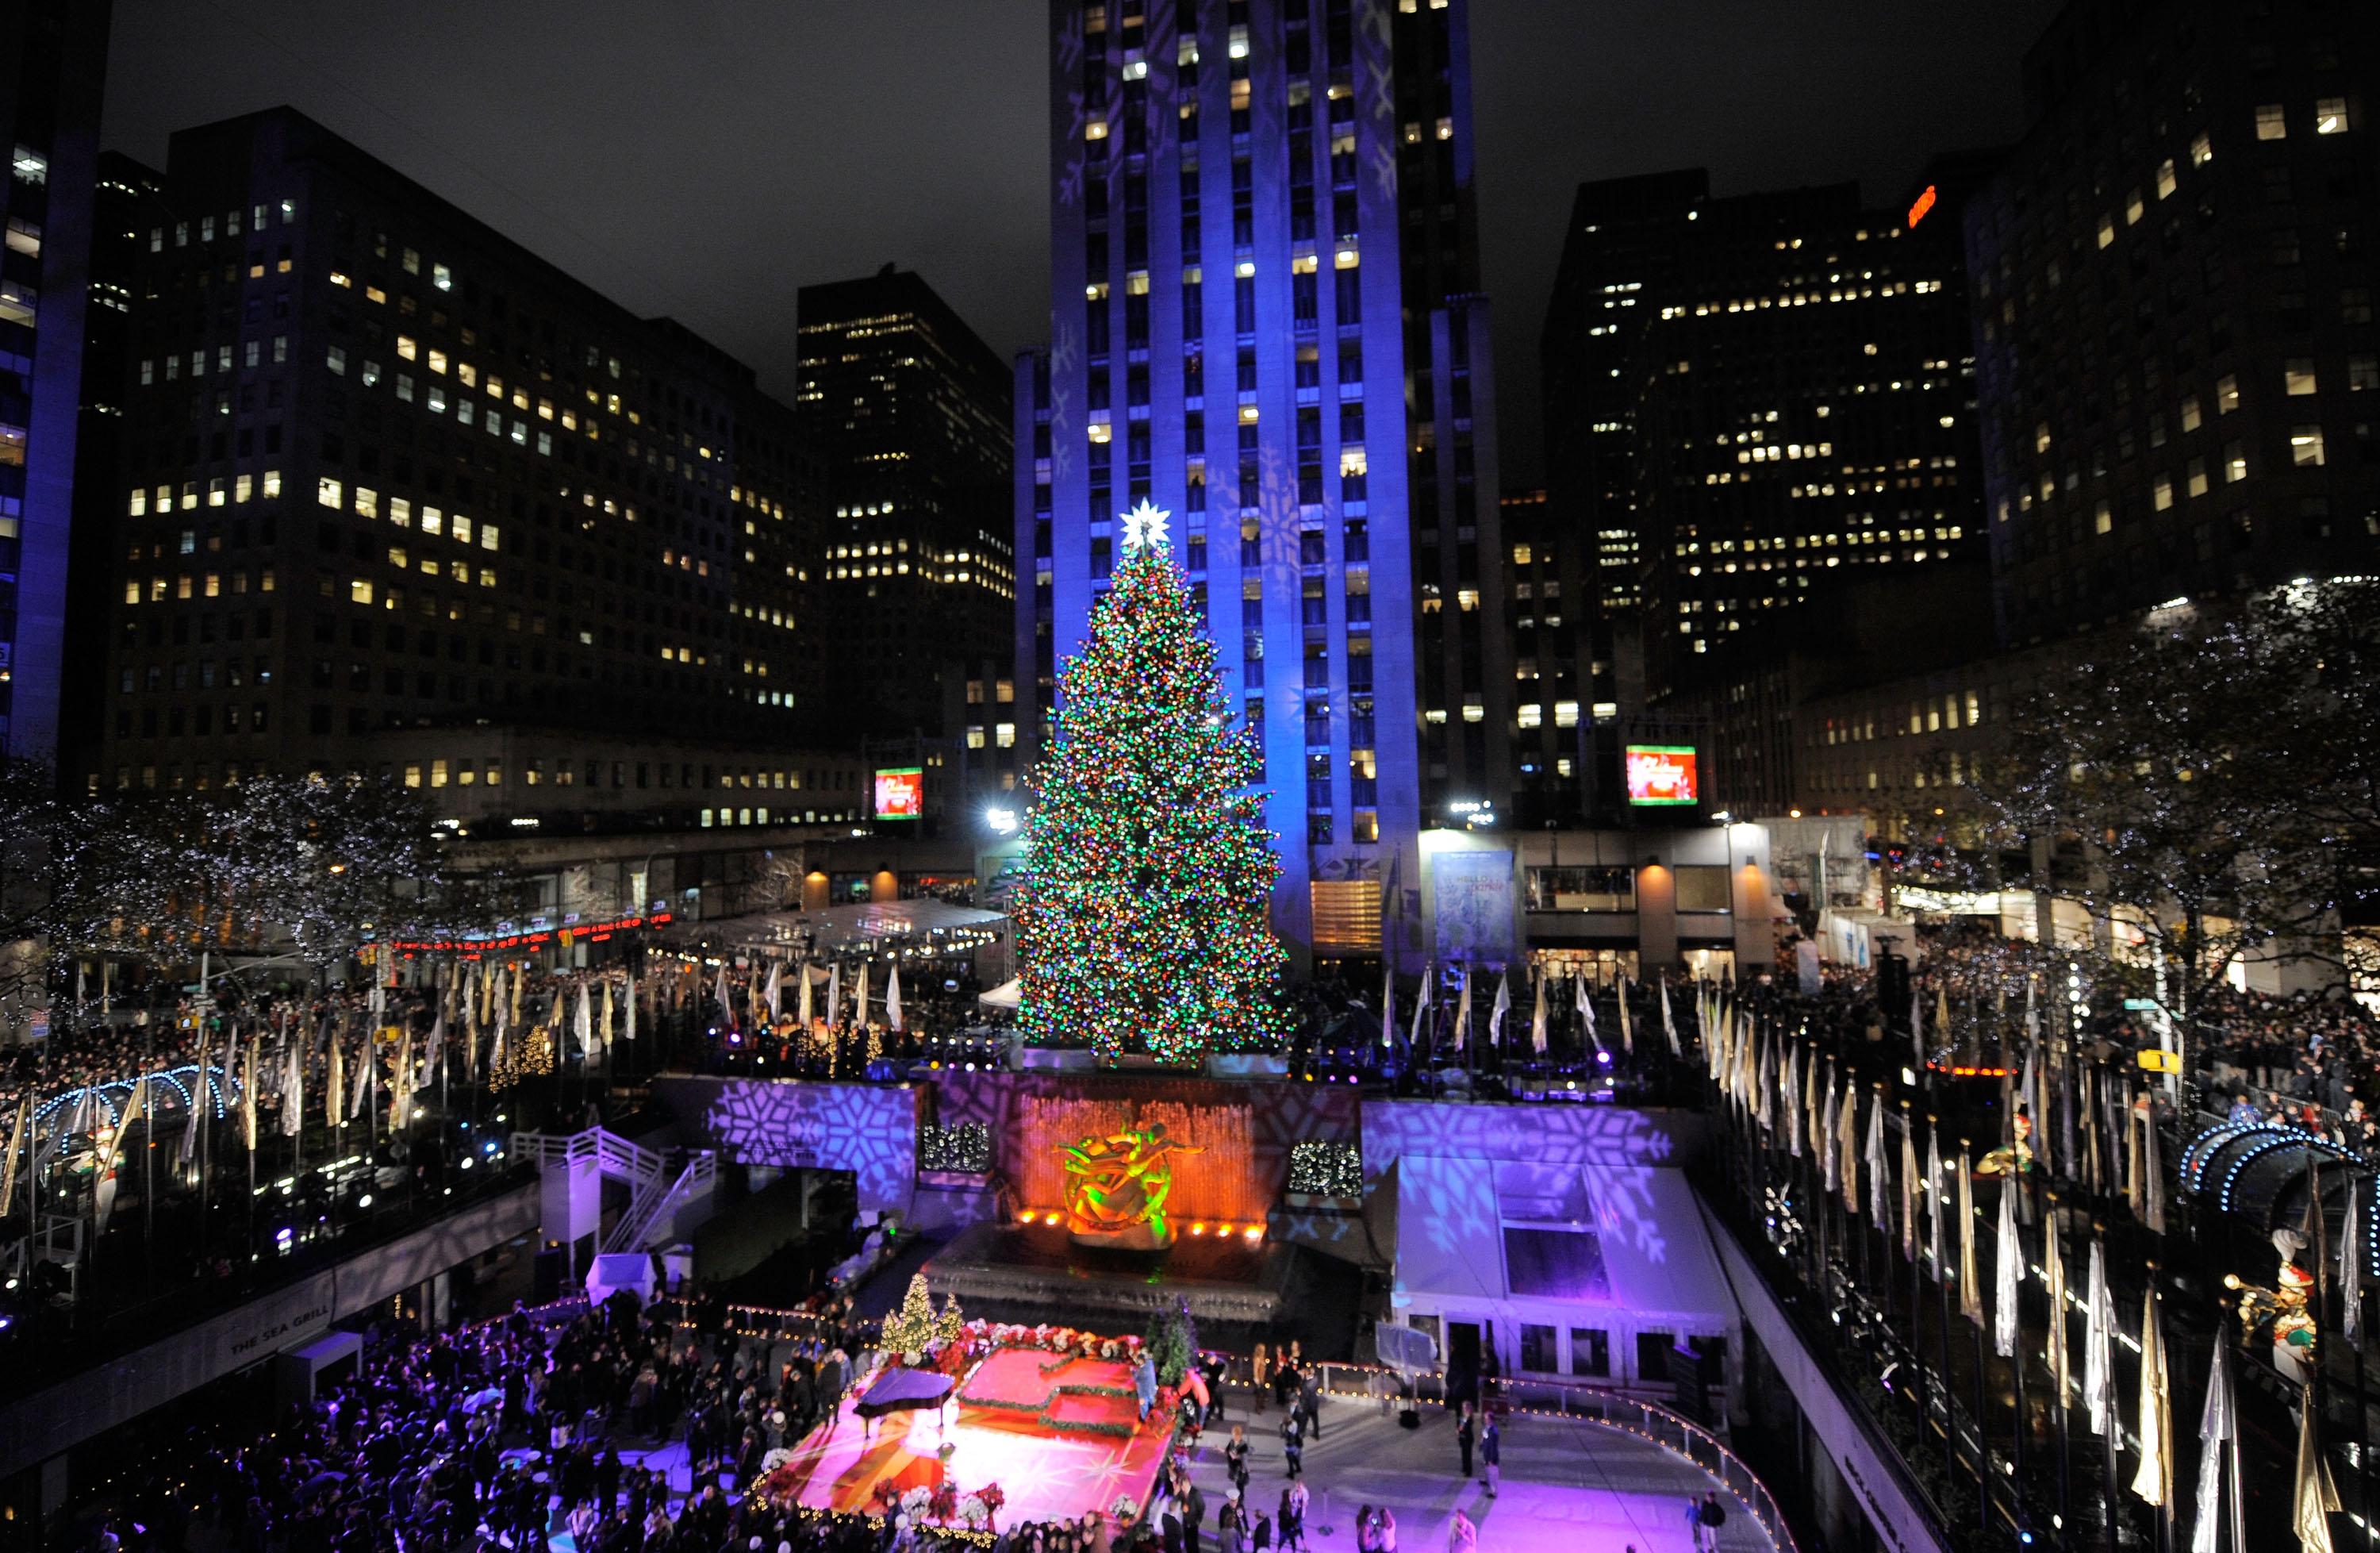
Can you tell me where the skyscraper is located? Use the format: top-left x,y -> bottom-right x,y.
798,265 -> 1015,741
1968,0 -> 2380,639
1020,0 -> 1505,966
1544,171 -> 1986,704
1,0 -> 112,766
95,109 -> 827,818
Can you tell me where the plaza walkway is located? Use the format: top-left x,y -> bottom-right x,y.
1176,1396 -> 1784,1553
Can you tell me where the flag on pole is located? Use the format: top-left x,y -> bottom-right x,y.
1837,1082 -> 1859,1215
886,963 -> 904,1033
2044,1209 -> 2070,1405
624,973 -> 639,1043
1756,1033 -> 1776,1134
282,1035 -> 305,1138
1411,963 -> 1433,1051
600,978 -> 615,1052
0,1097 -> 26,1218
2342,1176 -> 2365,1347
1867,1092 -> 1890,1225
240,1036 -> 259,1151
1925,1124 -> 1945,1274
764,960 -> 784,1021
351,1026 -> 374,1118
2188,1331 -> 2238,1553
423,1009 -> 446,1091
796,963 -> 814,1029
1660,979 -> 1679,1057
326,1031 -> 345,1132
827,962 -> 843,1027
1617,978 -> 1633,1055
1380,961 -> 1395,1050
1898,1109 -> 1918,1260
1529,971 -> 1548,1055
573,981 -> 593,1059
1994,1180 -> 2022,1357
1819,1063 -> 1841,1194
2141,1097 -> 2168,1233
2132,1284 -> 2173,1508
1806,1054 -> 1825,1174
393,1024 -> 417,1128
1958,1145 -> 1984,1324
1784,1042 -> 1803,1157
1912,987 -> 1925,1069
2085,1236 -> 2117,1436
94,1074 -> 148,1235
2294,1390 -> 2341,1553
1488,970 -> 1511,1048
1453,972 -> 1472,1052
716,963 -> 735,1028
856,961 -> 872,1029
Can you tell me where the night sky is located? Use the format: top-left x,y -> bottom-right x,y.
106,0 -> 2063,483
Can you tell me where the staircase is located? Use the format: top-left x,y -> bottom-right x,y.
512,1127 -> 716,1255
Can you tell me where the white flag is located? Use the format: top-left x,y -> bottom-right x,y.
2085,1237 -> 2117,1436
886,963 -> 904,1033
1411,963 -> 1433,1050
282,1036 -> 305,1138
2132,1285 -> 2172,1508
1866,1092 -> 1890,1225
2342,1176 -> 2365,1347
1379,961 -> 1395,1050
1993,1179 -> 2021,1357
764,959 -> 784,1021
1452,973 -> 1472,1052
2188,1330 -> 2236,1553
1488,970 -> 1511,1048
1529,972 -> 1548,1055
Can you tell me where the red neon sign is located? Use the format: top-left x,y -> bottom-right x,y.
1906,184 -> 1938,229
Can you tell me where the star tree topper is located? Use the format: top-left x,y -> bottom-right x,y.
1120,498 -> 1172,552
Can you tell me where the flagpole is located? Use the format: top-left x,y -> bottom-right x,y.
1964,1136 -> 1990,1534
2046,1186 -> 2071,1531
1904,1097 -> 1931,1474
2099,1220 -> 2119,1553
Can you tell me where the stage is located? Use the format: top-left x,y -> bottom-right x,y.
923,1219 -> 1289,1324
758,1350 -> 1172,1527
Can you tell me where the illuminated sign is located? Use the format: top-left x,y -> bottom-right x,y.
873,767 -> 925,821
1906,183 -> 1938,229
1625,745 -> 1699,806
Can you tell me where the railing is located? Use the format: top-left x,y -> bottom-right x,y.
1302,1359 -> 1800,1553
605,1150 -> 714,1253
511,1125 -> 664,1185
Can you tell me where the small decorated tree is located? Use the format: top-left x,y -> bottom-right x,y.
1010,500 -> 1288,1064
879,1272 -> 963,1362
1142,1298 -> 1200,1387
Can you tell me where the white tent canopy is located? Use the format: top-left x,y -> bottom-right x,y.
977,978 -> 1023,1009
1388,1153 -> 1741,1389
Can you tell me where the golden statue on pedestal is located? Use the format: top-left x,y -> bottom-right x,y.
1061,1121 -> 1203,1248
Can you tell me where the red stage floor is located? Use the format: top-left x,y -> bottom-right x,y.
760,1351 -> 1170,1526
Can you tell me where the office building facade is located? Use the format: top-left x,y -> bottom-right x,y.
1545,171 -> 1987,704
1,0 -> 111,765
94,109 -> 827,824
1020,0 -> 1506,965
798,266 -> 1014,740
1967,0 -> 2380,639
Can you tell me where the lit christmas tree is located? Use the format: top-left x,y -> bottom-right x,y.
1012,500 -> 1288,1065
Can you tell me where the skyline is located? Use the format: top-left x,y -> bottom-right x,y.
105,0 -> 2063,485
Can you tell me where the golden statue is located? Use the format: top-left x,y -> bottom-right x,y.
1061,1121 -> 1203,1248
2226,1228 -> 2319,1381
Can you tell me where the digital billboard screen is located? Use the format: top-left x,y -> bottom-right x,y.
873,767 -> 925,821
1625,745 -> 1699,806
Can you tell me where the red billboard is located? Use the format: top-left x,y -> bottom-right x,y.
873,767 -> 925,821
1625,745 -> 1699,806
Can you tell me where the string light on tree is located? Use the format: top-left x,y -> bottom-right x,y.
1010,502 -> 1288,1066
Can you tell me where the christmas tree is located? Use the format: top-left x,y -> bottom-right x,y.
1012,500 -> 1288,1065
880,1272 -> 962,1359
